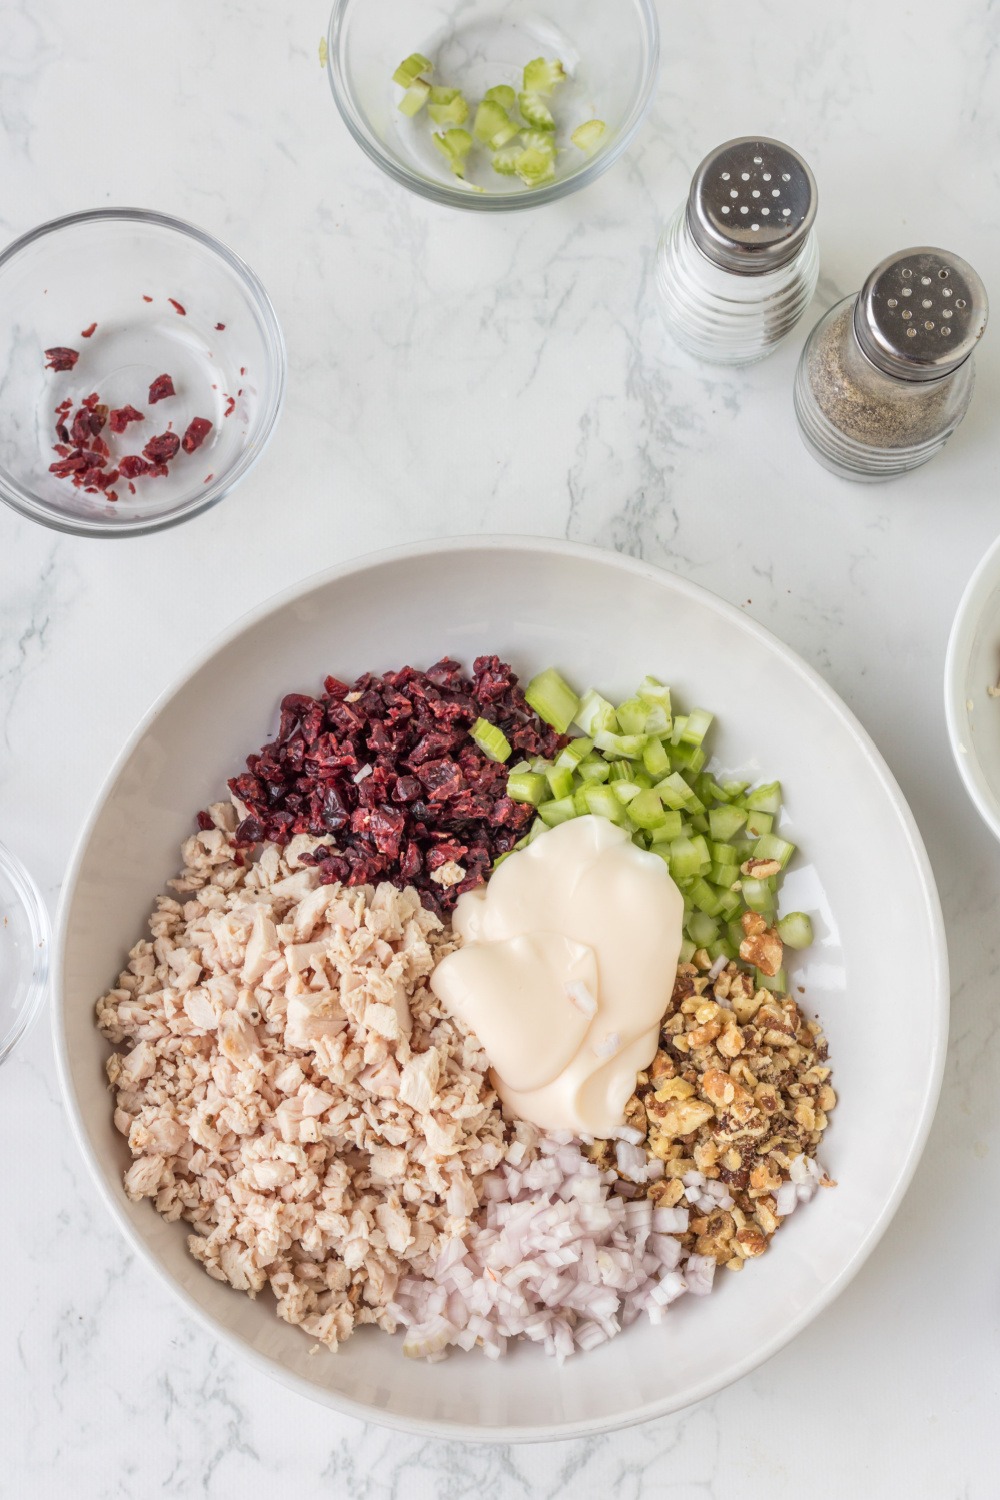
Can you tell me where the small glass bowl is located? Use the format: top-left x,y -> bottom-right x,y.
326,0 -> 659,211
0,209 -> 286,537
0,840 -> 50,1066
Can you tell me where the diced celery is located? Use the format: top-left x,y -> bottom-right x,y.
669,837 -> 709,880
594,729 -> 645,760
642,703 -> 671,735
689,813 -> 709,834
506,771 -> 547,806
432,128 -> 472,175
607,760 -> 633,784
778,911 -> 814,949
642,737 -> 671,777
520,129 -> 557,155
741,877 -> 776,915
575,689 -> 618,735
670,715 -> 687,745
649,810 -> 684,844
679,937 -> 697,964
638,676 -> 672,712
528,815 -> 548,842
573,786 -> 591,817
716,888 -> 743,921
746,780 -> 782,815
629,789 -> 667,830
546,765 -> 574,800
615,698 -> 649,735
571,119 -> 606,153
723,780 -> 750,799
671,741 -> 706,773
399,78 -> 432,116
755,967 -> 788,993
686,910 -> 719,947
538,795 -> 577,828
484,84 -> 517,111
687,878 -> 723,917
524,667 -> 579,733
514,144 -> 556,185
530,755 -> 553,775
709,841 -> 739,866
584,783 -> 627,825
613,784 -> 642,807
492,145 -> 522,176
576,756 -> 610,784
523,56 -> 566,94
428,86 -> 469,125
727,918 -> 746,952
679,707 -> 714,746
745,809 -> 773,838
753,832 -> 795,869
655,772 -> 697,811
707,936 -> 736,964
393,52 -> 432,87
470,716 -> 511,763
554,736 -> 594,772
474,99 -> 519,149
709,804 -> 747,842
518,92 -> 556,130
709,861 -> 738,887
695,776 -> 729,805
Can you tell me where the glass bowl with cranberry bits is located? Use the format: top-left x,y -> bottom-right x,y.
0,209 -> 286,537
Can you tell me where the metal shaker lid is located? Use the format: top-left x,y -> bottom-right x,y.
685,137 -> 817,276
854,247 -> 989,382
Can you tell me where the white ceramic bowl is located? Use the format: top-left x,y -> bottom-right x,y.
55,537 -> 948,1441
945,531 -> 1000,840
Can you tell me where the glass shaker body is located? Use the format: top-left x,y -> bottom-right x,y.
794,295 -> 977,482
657,201 -> 819,366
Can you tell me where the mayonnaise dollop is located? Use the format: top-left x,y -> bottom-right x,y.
429,815 -> 684,1137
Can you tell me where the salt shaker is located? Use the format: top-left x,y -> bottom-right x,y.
794,247 -> 989,481
656,136 -> 819,365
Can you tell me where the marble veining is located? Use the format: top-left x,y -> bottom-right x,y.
2,0 -> 1000,1494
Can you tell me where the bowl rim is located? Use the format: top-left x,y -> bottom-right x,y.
944,528 -> 1000,839
325,0 -> 660,211
53,534 -> 949,1441
0,206 -> 287,539
0,836 -> 51,1067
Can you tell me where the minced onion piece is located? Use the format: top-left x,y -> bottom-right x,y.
592,1029 -> 621,1059
565,980 -> 598,1018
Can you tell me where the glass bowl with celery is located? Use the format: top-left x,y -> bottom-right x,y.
326,0 -> 659,210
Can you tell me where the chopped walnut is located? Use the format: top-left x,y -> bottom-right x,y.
738,910 -> 784,976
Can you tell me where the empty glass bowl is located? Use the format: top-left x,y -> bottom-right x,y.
0,209 -> 286,537
0,840 -> 49,1066
326,0 -> 659,210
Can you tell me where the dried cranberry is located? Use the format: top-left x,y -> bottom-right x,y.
81,322 -> 97,339
142,431 -> 180,464
142,295 -> 153,302
196,810 -> 214,831
214,322 -> 225,331
44,347 -> 80,372
222,394 -> 236,418
168,298 -> 186,316
118,454 -> 151,479
109,405 -> 144,434
181,416 -> 213,453
148,373 -> 176,404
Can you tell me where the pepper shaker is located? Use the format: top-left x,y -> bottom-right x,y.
794,248 -> 989,481
656,136 -> 819,365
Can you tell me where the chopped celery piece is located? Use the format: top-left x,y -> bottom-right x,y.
575,689 -> 618,736
688,878 -> 723,917
638,676 -> 672,712
671,741 -> 706,773
484,84 -> 517,111
746,781 -> 782,815
679,937 -> 697,965
669,837 -> 708,880
518,92 -> 556,129
612,781 -> 642,805
393,52 -> 432,87
707,937 -> 736,964
473,98 -> 519,149
642,703 -> 671,735
432,128 -> 472,175
594,729 -> 645,760
572,786 -> 591,817
680,707 -> 714,746
523,56 -> 566,94
670,715 -> 687,745
576,755 -> 610,784
716,888 -> 743,921
633,770 -> 653,790
607,760 -> 633,784
741,877 -> 776,915
524,667 -> 579,733
520,129 -> 558,155
642,737 -> 671,777
709,841 -> 739,866
399,78 -> 431,116
755,966 -> 788,993
629,789 -> 667,830
554,736 -> 594,771
695,776 -> 729,805
514,144 -> 556,185
778,911 -> 814,950
753,832 -> 795,869
709,804 -> 747,842
690,814 -> 709,834
492,145 -> 522,176
584,783 -> 627,825
428,87 -> 469,125
727,918 -> 746,952
537,795 -> 576,828
506,771 -> 547,806
616,698 -> 649,735
655,772 -> 696,811
723,780 -> 750,799
709,861 -> 738,888
470,716 -> 511,763
649,810 -> 684,843
571,119 -> 606,153
545,765 -> 574,800
528,815 -> 548,842
530,755 -> 553,775
745,809 -> 773,838
686,910 -> 719,946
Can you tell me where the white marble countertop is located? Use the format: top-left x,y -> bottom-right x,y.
3,0 -> 1000,1493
